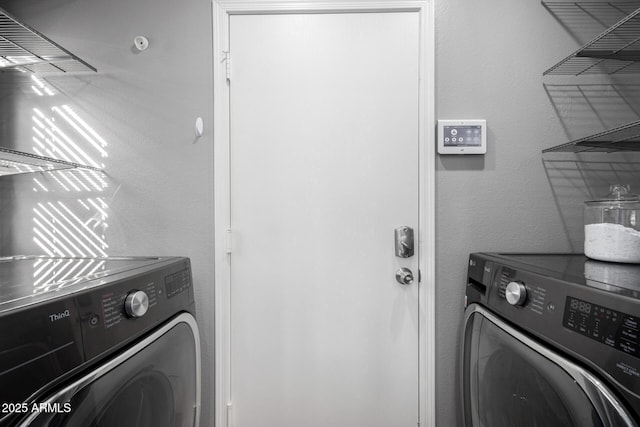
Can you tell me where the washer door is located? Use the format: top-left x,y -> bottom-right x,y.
462,305 -> 636,427
19,313 -> 200,427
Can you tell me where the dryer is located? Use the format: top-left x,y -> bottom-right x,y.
0,256 -> 200,427
463,253 -> 639,427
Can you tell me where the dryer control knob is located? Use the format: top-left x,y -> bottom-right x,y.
505,281 -> 527,306
125,290 -> 149,318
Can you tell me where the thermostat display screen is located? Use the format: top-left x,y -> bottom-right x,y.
437,119 -> 486,154
443,125 -> 483,147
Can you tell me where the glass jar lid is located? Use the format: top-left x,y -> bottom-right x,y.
585,184 -> 640,205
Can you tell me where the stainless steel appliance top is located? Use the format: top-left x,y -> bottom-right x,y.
0,255 -> 180,313
487,253 -> 640,298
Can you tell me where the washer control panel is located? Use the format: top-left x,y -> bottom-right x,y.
497,271 -> 550,316
505,281 -> 528,306
564,296 -> 639,359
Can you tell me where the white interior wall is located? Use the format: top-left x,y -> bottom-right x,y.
1,1 -> 639,426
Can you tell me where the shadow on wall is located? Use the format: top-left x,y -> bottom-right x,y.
543,154 -> 640,252
542,78 -> 640,252
544,83 -> 640,141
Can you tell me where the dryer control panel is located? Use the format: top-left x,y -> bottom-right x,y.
78,258 -> 194,360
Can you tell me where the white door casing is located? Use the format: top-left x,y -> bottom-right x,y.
213,2 -> 435,427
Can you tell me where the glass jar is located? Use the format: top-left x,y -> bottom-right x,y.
584,184 -> 640,263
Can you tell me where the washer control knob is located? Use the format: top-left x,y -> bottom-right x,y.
124,290 -> 149,318
505,281 -> 527,306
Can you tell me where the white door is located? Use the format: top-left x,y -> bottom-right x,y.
222,9 -> 429,427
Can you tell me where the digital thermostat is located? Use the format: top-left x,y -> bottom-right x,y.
437,119 -> 486,155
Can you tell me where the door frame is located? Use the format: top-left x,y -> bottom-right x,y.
212,1 -> 435,426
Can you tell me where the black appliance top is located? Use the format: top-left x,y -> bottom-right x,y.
0,255 -> 177,313
482,253 -> 640,299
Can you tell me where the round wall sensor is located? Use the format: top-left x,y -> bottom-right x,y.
195,117 -> 204,137
134,36 -> 149,51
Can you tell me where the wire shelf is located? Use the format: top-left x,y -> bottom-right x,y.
0,147 -> 102,176
542,120 -> 640,152
544,2 -> 640,75
0,7 -> 96,74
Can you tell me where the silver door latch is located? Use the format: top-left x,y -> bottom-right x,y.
395,267 -> 414,285
394,226 -> 414,258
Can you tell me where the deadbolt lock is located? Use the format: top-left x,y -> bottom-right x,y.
394,226 -> 414,258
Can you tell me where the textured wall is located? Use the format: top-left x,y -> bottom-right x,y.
0,0 -> 216,425
436,1 -> 640,426
2,1 -> 640,426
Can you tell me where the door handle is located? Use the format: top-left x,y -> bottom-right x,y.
396,268 -> 414,285
394,226 -> 414,258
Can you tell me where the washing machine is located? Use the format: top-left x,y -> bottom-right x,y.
462,253 -> 639,427
0,255 -> 200,427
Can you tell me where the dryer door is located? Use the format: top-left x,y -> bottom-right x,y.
462,305 -> 636,427
18,313 -> 200,427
